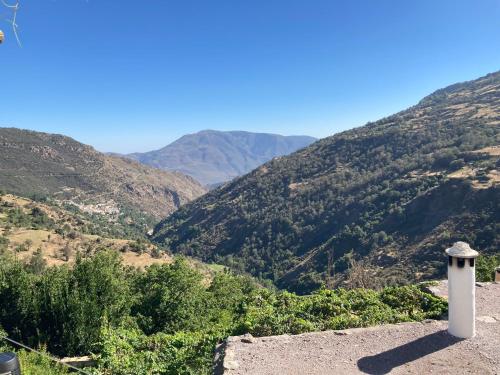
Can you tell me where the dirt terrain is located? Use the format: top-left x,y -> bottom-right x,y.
0,194 -> 172,268
218,281 -> 500,375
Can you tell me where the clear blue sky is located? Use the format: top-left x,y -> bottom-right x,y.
1,0 -> 499,153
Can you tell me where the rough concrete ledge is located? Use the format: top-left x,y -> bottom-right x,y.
217,282 -> 499,375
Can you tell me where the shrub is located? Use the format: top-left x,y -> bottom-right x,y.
476,254 -> 500,282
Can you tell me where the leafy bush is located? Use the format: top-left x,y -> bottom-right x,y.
476,254 -> 500,282
0,327 -> 68,375
0,252 -> 447,374
93,326 -> 217,375
241,286 -> 447,336
16,350 -> 69,375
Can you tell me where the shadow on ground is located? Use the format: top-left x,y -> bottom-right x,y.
357,330 -> 463,375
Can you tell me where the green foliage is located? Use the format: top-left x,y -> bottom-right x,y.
6,207 -> 55,230
128,239 -> 148,254
476,254 -> 500,282
93,326 -> 217,375
0,327 -> 68,374
0,253 -> 447,374
134,259 -> 210,334
61,202 -> 159,241
16,350 -> 69,375
153,72 -> 500,293
0,250 -> 134,356
0,236 -> 9,253
27,248 -> 47,274
241,286 -> 447,336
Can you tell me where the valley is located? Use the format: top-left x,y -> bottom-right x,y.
124,130 -> 316,186
0,71 -> 498,375
2,2 -> 499,374
153,71 -> 500,293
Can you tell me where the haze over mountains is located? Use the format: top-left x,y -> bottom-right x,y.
0,128 -> 207,220
125,130 -> 316,186
153,71 -> 500,293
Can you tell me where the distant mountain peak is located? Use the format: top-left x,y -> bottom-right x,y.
126,130 -> 317,186
152,71 -> 500,293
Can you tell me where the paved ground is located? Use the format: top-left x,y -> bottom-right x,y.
217,282 -> 500,375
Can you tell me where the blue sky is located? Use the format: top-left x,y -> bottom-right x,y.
1,0 -> 499,153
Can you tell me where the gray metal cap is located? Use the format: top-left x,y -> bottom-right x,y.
0,352 -> 20,373
445,242 -> 479,258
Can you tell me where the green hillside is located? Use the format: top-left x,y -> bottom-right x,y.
153,71 -> 500,293
0,128 -> 207,223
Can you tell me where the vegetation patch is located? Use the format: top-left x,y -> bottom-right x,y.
0,252 -> 447,374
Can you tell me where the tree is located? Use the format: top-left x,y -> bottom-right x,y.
133,258 -> 211,334
42,250 -> 134,355
0,236 -> 9,253
28,248 -> 46,274
24,239 -> 33,251
62,242 -> 73,261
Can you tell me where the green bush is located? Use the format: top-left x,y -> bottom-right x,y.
93,326 -> 218,375
0,327 -> 68,375
476,254 -> 500,282
17,350 -> 69,375
241,286 -> 447,337
0,252 -> 448,374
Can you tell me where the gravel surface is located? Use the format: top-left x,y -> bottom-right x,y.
218,282 -> 500,375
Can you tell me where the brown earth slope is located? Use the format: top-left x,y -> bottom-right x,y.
0,128 -> 207,220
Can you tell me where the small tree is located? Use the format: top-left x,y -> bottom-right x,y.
0,236 -> 9,253
151,247 -> 161,259
63,242 -> 73,262
24,239 -> 33,251
28,247 -> 47,274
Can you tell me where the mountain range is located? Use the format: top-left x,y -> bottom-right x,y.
153,71 -> 500,293
0,128 -> 207,221
125,130 -> 316,186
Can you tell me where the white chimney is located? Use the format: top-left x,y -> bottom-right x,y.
445,241 -> 479,339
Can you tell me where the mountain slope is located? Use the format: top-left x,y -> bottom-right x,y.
0,128 -> 207,220
153,72 -> 500,293
126,130 -> 316,186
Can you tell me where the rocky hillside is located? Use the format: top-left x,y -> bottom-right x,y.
0,128 -> 207,220
0,192 -> 222,280
153,71 -> 500,293
126,130 -> 316,186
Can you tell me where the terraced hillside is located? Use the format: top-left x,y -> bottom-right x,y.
0,193 -> 171,269
153,71 -> 500,293
0,193 -> 223,280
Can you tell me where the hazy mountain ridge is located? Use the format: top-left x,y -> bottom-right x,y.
0,128 -> 207,220
153,71 -> 500,293
125,130 -> 317,186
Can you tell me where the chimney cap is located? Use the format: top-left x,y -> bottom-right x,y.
445,242 -> 479,258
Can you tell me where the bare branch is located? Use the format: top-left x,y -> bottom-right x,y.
1,0 -> 20,46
